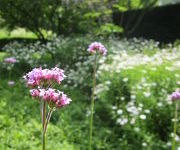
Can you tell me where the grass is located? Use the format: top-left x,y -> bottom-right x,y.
0,28 -> 37,39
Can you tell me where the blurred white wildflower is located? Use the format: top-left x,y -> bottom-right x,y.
134,127 -> 140,132
144,109 -> 150,114
130,118 -> 135,125
140,114 -> 146,120
157,102 -> 163,107
143,92 -> 151,97
131,95 -> 136,100
117,118 -> 128,125
112,106 -> 117,110
117,109 -> 123,115
121,97 -> 125,101
123,78 -> 128,82
142,142 -> 147,147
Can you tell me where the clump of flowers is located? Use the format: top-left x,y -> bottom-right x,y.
30,88 -> 71,108
88,42 -> 107,56
24,67 -> 66,87
87,42 -> 107,150
4,57 -> 17,63
170,90 -> 180,150
24,67 -> 71,150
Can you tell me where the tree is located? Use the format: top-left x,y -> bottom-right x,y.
0,0 -> 62,39
0,0 -> 124,39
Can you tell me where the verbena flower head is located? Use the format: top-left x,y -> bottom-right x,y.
30,88 -> 71,108
24,67 -> 66,87
88,42 -> 107,56
4,57 -> 17,63
171,90 -> 180,101
25,67 -> 71,109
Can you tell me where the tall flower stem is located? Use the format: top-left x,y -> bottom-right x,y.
172,102 -> 178,150
44,108 -> 54,134
42,108 -> 53,150
42,101 -> 46,150
89,54 -> 97,150
8,69 -> 11,80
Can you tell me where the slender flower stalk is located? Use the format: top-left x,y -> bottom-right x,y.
170,90 -> 180,150
43,108 -> 54,134
42,101 -> 46,150
172,101 -> 178,150
24,67 -> 71,150
87,42 -> 107,150
89,54 -> 97,150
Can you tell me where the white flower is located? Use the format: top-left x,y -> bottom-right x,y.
112,106 -> 117,110
143,92 -> 151,97
137,85 -> 142,90
121,97 -> 125,101
134,127 -> 140,132
127,106 -> 139,115
142,142 -> 147,147
117,118 -> 128,125
170,133 -> 180,141
123,78 -> 128,82
137,107 -> 142,112
157,102 -> 162,107
131,95 -> 136,100
144,109 -> 150,114
130,118 -> 135,124
105,81 -> 111,85
140,114 -> 146,120
152,82 -> 157,86
166,142 -> 171,146
139,103 -> 143,107
117,109 -> 123,115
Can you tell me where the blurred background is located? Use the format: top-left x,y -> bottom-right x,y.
0,0 -> 180,150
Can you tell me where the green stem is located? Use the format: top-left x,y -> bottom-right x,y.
43,108 -> 54,134
89,54 -> 97,150
9,69 -> 11,80
42,133 -> 46,150
172,102 -> 178,150
42,101 -> 46,150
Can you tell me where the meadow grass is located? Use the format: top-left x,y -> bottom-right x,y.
0,28 -> 37,39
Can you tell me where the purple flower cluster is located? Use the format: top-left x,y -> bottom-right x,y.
4,57 -> 17,63
88,42 -> 107,56
30,88 -> 71,108
171,90 -> 180,101
24,67 -> 71,109
23,67 -> 66,87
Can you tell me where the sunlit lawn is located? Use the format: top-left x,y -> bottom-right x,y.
0,28 -> 37,39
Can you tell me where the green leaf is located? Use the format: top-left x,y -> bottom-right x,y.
113,4 -> 128,12
83,12 -> 101,19
99,23 -> 123,34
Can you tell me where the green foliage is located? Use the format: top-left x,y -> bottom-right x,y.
0,80 -> 85,150
0,36 -> 180,149
0,0 -> 120,38
96,64 -> 180,149
113,0 -> 158,11
98,23 -> 123,35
